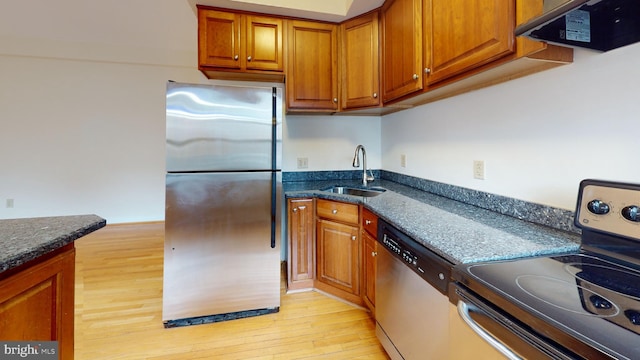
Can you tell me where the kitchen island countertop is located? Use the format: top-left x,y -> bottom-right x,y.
0,214 -> 106,274
285,180 -> 580,264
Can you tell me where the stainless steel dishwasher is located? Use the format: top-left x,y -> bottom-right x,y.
376,219 -> 453,360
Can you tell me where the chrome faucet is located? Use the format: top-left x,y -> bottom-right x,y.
352,145 -> 375,186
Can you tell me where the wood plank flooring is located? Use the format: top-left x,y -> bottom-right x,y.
74,222 -> 389,360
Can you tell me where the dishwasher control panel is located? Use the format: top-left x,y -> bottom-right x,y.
378,219 -> 453,295
382,235 -> 418,266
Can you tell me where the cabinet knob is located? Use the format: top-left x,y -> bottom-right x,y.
234,55 -> 239,61
424,68 -> 431,74
292,208 -> 298,213
332,209 -> 338,214
247,56 -> 252,61
351,235 -> 357,241
371,251 -> 377,257
365,220 -> 372,225
412,74 -> 419,80
333,98 -> 338,103
373,93 -> 378,98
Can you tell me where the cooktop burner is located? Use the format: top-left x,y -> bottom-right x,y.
515,274 -> 619,318
466,253 -> 640,358
459,180 -> 640,359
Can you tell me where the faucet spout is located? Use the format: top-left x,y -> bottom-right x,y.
352,145 -> 374,186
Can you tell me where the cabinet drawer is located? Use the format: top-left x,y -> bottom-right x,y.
317,199 -> 359,224
362,208 -> 378,238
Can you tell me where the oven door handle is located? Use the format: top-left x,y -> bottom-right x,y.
458,300 -> 522,360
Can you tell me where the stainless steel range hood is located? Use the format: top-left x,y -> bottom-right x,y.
516,0 -> 640,52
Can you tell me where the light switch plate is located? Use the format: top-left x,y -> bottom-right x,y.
473,160 -> 485,180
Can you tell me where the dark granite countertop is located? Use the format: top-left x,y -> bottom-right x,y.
0,214 -> 106,274
285,179 -> 580,265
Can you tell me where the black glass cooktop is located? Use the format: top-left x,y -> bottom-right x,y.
463,252 -> 640,359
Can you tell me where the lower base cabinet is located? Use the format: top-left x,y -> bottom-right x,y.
287,198 -> 371,307
0,245 -> 75,360
362,230 -> 377,312
316,218 -> 360,300
287,198 -> 315,291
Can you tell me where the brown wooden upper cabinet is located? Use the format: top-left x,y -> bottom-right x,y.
286,20 -> 339,112
424,0 -> 515,85
197,7 -> 284,78
196,2 -> 571,113
340,11 -> 381,110
381,0 -> 424,103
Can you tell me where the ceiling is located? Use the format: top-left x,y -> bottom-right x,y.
187,0 -> 385,22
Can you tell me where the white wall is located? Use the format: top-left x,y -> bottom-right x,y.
382,44 -> 640,211
0,0 -> 204,223
284,115 -> 381,172
0,0 -> 380,223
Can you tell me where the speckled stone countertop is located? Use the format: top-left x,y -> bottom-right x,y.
285,179 -> 580,265
0,214 -> 106,274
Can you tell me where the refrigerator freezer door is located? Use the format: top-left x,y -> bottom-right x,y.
166,83 -> 282,172
163,172 -> 281,321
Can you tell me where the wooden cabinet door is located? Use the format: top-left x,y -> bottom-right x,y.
317,219 -> 360,295
424,0 -> 515,85
287,198 -> 315,290
0,246 -> 75,360
362,230 -> 377,312
381,0 -> 423,102
245,15 -> 284,72
340,12 -> 380,110
287,20 -> 339,111
198,9 -> 242,70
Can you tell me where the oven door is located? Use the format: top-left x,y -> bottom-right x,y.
452,284 -> 578,360
375,246 -> 449,360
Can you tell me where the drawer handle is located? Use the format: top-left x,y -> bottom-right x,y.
458,301 -> 521,360
365,220 -> 372,225
332,209 -> 338,214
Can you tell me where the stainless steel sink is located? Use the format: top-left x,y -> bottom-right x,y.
321,186 -> 386,197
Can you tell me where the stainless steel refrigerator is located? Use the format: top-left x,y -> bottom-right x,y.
162,81 -> 282,326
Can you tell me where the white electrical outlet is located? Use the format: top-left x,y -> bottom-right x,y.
297,157 -> 308,169
400,154 -> 407,168
6,199 -> 14,208
473,160 -> 485,180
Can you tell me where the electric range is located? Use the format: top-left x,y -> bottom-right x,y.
453,179 -> 640,359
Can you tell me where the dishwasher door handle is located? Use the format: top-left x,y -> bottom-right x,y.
457,300 -> 522,360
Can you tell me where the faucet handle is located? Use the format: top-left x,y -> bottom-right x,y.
366,170 -> 375,182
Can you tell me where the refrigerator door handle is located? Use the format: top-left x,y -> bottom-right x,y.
270,87 -> 277,249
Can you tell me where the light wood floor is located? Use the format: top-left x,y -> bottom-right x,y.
74,222 -> 389,360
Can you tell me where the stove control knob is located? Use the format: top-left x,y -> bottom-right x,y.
587,200 -> 610,215
625,309 -> 640,325
590,295 -> 612,310
622,205 -> 640,222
